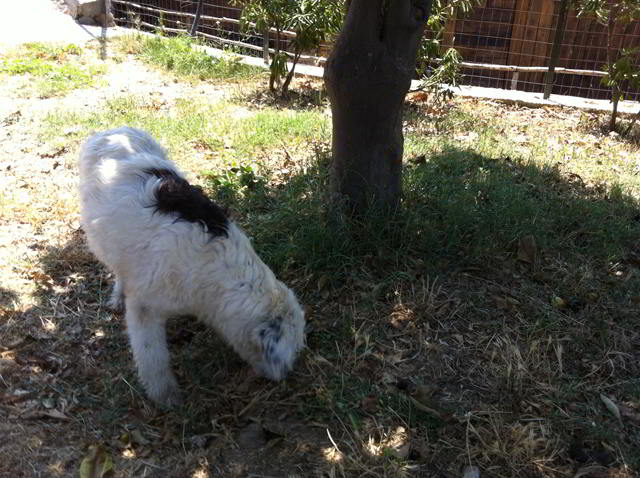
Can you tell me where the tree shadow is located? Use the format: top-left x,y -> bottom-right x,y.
215,146 -> 640,286
200,145 -> 640,475
0,287 -> 19,312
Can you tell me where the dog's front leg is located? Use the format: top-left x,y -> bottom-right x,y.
125,299 -> 182,408
107,276 -> 125,312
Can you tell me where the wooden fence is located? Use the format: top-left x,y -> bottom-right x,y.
111,0 -> 640,101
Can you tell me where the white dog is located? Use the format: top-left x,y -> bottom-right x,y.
78,127 -> 305,407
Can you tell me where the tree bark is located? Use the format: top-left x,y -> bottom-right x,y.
269,27 -> 283,93
324,0 -> 431,213
610,88 -> 620,131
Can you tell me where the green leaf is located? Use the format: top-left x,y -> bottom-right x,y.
600,393 -> 623,424
79,444 -> 114,478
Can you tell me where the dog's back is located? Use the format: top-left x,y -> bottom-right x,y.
78,127 -> 188,271
78,126 -> 180,195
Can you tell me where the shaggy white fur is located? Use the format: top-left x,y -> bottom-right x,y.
78,127 -> 306,407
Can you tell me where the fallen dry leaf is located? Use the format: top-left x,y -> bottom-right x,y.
0,390 -> 37,405
22,409 -> 70,421
40,409 -> 69,420
361,394 -> 378,414
317,274 -> 330,291
130,429 -> 150,446
385,442 -> 410,459
408,91 -> 430,102
552,296 -> 567,309
517,235 -> 537,264
396,379 -> 449,419
30,271 -> 54,288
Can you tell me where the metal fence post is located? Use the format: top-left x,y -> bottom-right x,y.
190,0 -> 204,37
100,0 -> 112,60
543,0 -> 570,99
510,71 -> 520,90
263,29 -> 270,65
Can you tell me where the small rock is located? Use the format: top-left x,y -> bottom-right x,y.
190,434 -> 209,449
235,423 -> 267,450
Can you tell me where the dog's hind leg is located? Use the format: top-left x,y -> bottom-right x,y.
125,298 -> 182,408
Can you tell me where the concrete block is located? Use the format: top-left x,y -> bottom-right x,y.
78,15 -> 98,26
95,12 -> 116,27
63,0 -> 78,17
63,0 -> 104,20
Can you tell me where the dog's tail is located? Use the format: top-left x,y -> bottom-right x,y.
78,126 -> 180,184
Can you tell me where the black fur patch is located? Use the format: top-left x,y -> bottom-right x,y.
260,316 -> 285,367
146,168 -> 228,237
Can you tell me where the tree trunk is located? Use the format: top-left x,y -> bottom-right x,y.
324,0 -> 431,213
282,48 -> 302,95
610,88 -> 620,131
269,28 -> 283,93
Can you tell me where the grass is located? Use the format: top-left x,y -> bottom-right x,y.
203,108 -> 639,290
0,42 -> 106,97
1,38 -> 640,477
114,32 -> 265,81
203,113 -> 639,473
42,94 -> 330,169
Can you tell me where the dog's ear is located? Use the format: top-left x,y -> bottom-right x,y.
257,316 -> 289,379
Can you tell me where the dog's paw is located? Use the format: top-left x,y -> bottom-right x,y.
107,292 -> 125,312
148,382 -> 183,409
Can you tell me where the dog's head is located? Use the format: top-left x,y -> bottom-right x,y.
250,285 -> 306,381
216,225 -> 306,380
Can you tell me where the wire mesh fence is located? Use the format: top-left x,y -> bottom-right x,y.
443,0 -> 640,100
111,0 -> 640,102
110,0 -> 332,67
111,0 -> 293,64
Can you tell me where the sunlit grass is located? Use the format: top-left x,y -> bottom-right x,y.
0,42 -> 106,97
42,93 -> 329,168
113,33 -> 265,81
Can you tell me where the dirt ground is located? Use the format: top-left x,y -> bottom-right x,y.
0,46 -> 288,478
1,32 -> 639,478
